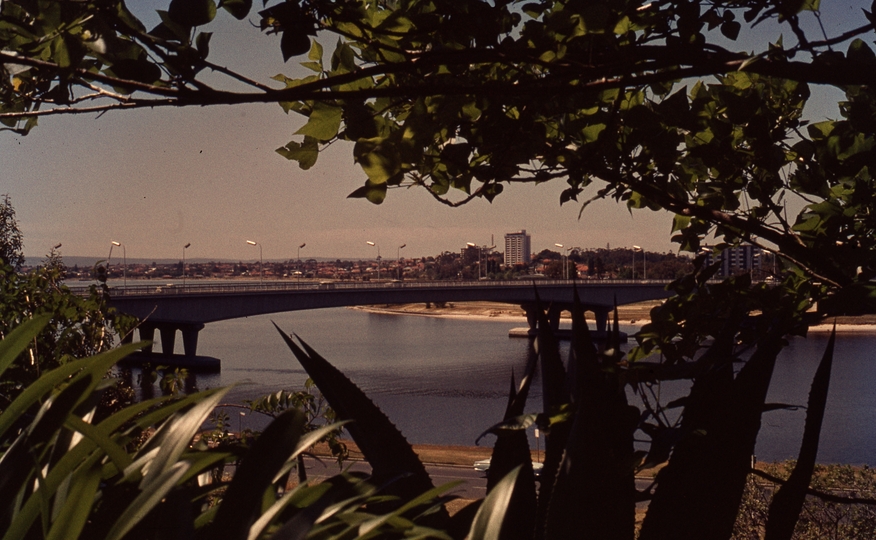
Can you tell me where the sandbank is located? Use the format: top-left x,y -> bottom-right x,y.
352,302 -> 876,334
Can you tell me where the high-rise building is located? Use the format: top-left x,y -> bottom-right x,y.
504,230 -> 531,266
702,245 -> 763,277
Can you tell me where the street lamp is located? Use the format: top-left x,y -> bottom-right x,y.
366,241 -> 380,281
554,243 -> 567,279
246,240 -> 263,284
467,242 -> 484,280
182,243 -> 191,287
633,245 -> 645,280
110,241 -> 126,288
297,242 -> 306,285
397,243 -> 406,280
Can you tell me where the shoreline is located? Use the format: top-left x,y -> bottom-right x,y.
351,302 -> 876,334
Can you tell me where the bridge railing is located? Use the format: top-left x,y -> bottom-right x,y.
67,278 -> 672,298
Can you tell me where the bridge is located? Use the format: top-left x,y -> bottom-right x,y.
104,279 -> 673,368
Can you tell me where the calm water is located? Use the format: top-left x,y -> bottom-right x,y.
144,306 -> 876,465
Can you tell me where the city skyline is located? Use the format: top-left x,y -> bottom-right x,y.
3,1 -> 866,262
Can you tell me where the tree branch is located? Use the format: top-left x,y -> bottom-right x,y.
751,468 -> 876,506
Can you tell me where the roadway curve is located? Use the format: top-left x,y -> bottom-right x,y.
107,279 -> 672,325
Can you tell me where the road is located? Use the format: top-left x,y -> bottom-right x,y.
302,458 -> 489,500
301,458 -> 656,502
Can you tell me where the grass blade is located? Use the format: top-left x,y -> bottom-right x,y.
209,408 -> 307,540
467,467 -> 520,540
0,342 -> 143,441
105,462 -> 191,540
0,315 -> 50,378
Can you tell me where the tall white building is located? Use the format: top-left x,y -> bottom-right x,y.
504,230 -> 531,266
703,245 -> 763,277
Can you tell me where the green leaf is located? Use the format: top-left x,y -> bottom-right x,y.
347,180 -> 387,205
168,0 -> 217,27
105,59 -> 163,86
294,103 -> 342,141
468,467 -> 520,540
196,32 -> 212,58
0,342 -> 143,441
671,214 -> 691,233
308,40 -> 323,65
353,137 -> 401,184
0,315 -> 50,378
218,0 -> 252,20
105,462 -> 192,540
281,31 -> 311,62
132,387 -> 230,489
64,415 -> 132,475
582,123 -> 606,143
0,374 -> 94,505
44,462 -> 102,540
208,409 -> 307,540
720,21 -> 741,40
272,327 -> 444,520
276,136 -> 319,169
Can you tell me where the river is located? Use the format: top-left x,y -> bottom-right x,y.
133,304 -> 876,466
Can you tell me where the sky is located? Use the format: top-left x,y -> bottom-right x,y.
2,1 -> 869,263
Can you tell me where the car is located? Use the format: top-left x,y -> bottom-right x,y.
473,458 -> 543,478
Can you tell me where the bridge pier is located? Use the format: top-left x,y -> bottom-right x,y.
128,322 -> 218,371
517,304 -> 621,342
181,325 -> 202,358
593,308 -> 609,334
138,323 -> 156,354
160,327 -> 177,357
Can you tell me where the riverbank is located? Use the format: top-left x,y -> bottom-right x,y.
350,300 -> 660,325
352,301 -> 876,333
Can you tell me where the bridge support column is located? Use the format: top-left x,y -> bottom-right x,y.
547,305 -> 563,333
524,305 -> 538,332
138,323 -> 156,354
159,327 -> 176,357
593,308 -> 609,334
180,324 -> 204,358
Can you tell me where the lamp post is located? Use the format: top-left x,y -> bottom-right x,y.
110,241 -> 126,288
566,247 -> 573,279
484,244 -> 495,279
466,242 -> 481,279
246,240 -> 263,284
297,242 -> 306,286
397,243 -> 406,280
182,243 -> 191,287
554,243 -> 566,279
366,241 -> 380,281
633,245 -> 645,280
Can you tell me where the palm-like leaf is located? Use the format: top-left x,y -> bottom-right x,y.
764,327 -> 836,540
545,291 -> 637,539
272,322 -> 448,526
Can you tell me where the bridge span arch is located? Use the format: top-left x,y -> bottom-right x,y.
107,280 -> 672,365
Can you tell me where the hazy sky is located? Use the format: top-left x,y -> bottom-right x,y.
2,1 -> 867,262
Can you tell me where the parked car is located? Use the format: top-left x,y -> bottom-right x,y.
473,458 -> 543,478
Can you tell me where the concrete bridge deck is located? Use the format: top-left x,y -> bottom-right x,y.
99,279 -> 673,369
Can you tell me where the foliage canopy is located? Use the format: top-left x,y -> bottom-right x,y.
0,194 -> 24,270
1,0 -> 876,316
